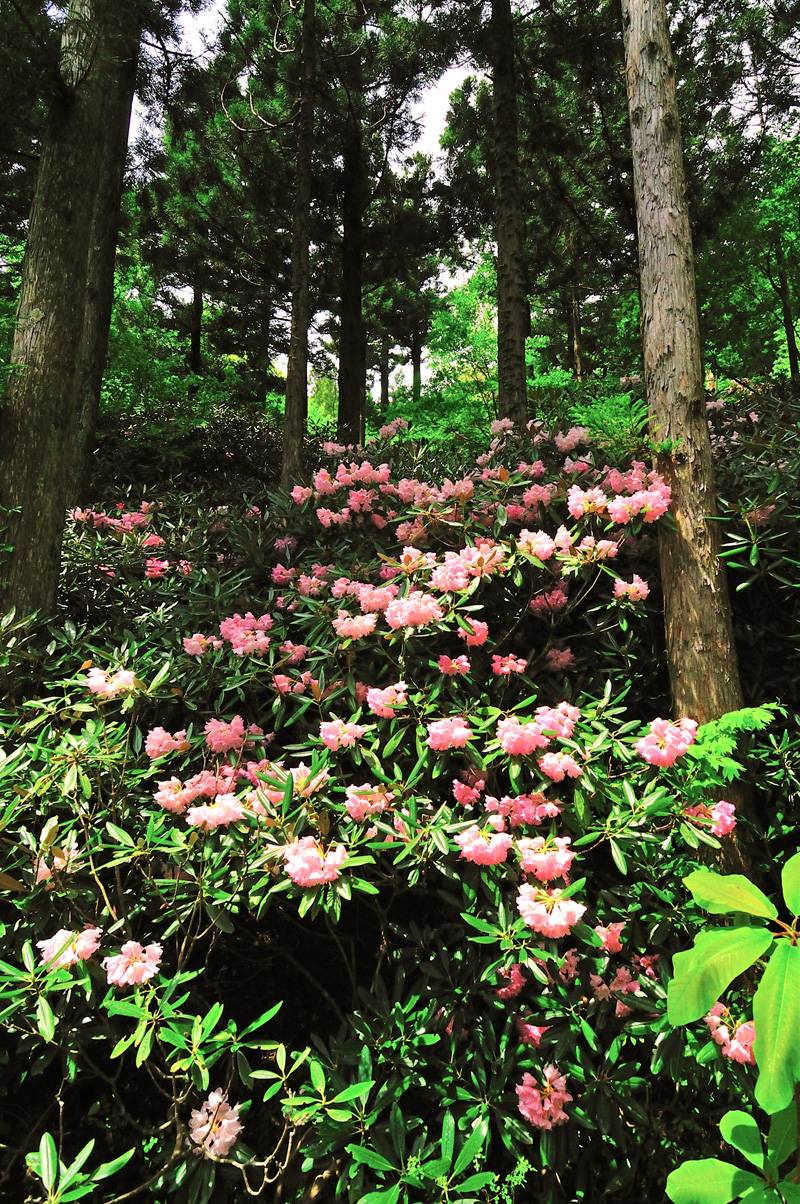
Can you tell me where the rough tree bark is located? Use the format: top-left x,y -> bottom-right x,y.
0,0 -> 142,614
490,0 -> 528,426
621,0 -> 743,723
337,114 -> 367,446
281,0 -> 316,489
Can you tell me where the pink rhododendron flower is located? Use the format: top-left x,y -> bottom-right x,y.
439,654 -> 470,676
35,844 -> 81,887
319,719 -> 367,750
454,825 -> 513,865
634,717 -> 698,766
345,783 -> 394,821
684,799 -> 736,837
38,927 -> 102,968
536,702 -> 580,738
204,716 -> 246,755
291,485 -> 313,504
496,716 -> 549,756
516,836 -> 575,881
333,610 -> 378,639
516,1065 -> 573,1129
559,947 -> 580,983
189,1089 -> 244,1158
538,752 -> 583,782
516,1018 -> 550,1047
186,794 -> 245,830
517,885 -> 586,937
704,1002 -> 755,1064
103,940 -> 162,986
491,654 -> 527,675
183,633 -> 220,657
86,667 -> 136,698
282,837 -> 348,886
496,963 -> 525,1000
452,779 -> 480,805
385,590 -> 444,629
529,586 -> 569,615
367,681 -> 407,717
485,792 -> 559,827
145,727 -> 189,759
546,646 -> 575,671
518,529 -> 556,560
457,619 -> 489,646
141,533 -> 165,549
426,716 -> 473,750
613,575 -> 650,602
145,558 -> 170,578
595,922 -> 626,952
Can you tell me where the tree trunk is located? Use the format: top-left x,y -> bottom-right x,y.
410,329 -> 422,406
254,290 -> 274,407
71,16 -> 140,502
281,0 -> 316,489
775,241 -> 800,387
187,274 -> 204,399
379,338 -> 390,410
490,0 -> 528,426
621,0 -> 743,724
337,117 -> 366,447
571,278 -> 585,381
0,0 -> 141,614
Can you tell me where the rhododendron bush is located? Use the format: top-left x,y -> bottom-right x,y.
0,416 -> 796,1203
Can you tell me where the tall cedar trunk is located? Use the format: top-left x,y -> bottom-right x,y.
410,330 -> 422,406
337,117 -> 366,446
254,291 -> 274,407
775,242 -> 800,387
379,338 -> 390,410
621,0 -> 743,723
71,17 -> 140,501
490,0 -> 528,426
281,0 -> 316,489
187,275 -> 203,399
0,0 -> 141,614
571,278 -> 585,381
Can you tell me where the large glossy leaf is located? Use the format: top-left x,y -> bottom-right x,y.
668,927 -> 773,1025
718,1111 -> 763,1169
754,941 -> 800,1113
782,852 -> 800,915
665,1159 -> 761,1203
767,1099 -> 798,1167
684,870 -> 777,920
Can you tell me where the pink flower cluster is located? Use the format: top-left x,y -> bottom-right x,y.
320,719 -> 367,750
145,726 -> 189,759
103,941 -> 162,986
496,963 -> 525,999
705,1002 -> 755,1064
345,783 -> 394,821
455,825 -> 513,865
635,717 -> 698,767
684,799 -> 736,837
188,1089 -> 243,1158
426,716 -> 473,750
517,886 -> 586,937
516,1065 -> 573,1129
86,667 -> 136,698
516,836 -> 574,881
485,793 -> 561,827
184,613 -> 272,658
613,575 -> 650,602
37,927 -> 102,968
491,654 -> 527,675
282,837 -> 348,886
367,681 -> 407,717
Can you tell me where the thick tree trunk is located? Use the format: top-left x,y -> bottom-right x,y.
379,338 -> 390,410
281,0 -> 316,489
410,330 -> 422,406
71,19 -> 140,501
775,242 -> 800,387
187,274 -> 204,400
337,119 -> 366,446
254,291 -> 274,407
621,0 -> 743,724
570,278 -> 584,381
490,0 -> 528,426
0,0 -> 141,614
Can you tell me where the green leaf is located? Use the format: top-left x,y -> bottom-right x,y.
782,853 -> 800,916
346,1145 -> 397,1173
359,1187 -> 400,1204
668,927 -> 773,1025
39,1132 -> 58,1191
684,869 -> 777,920
754,941 -> 800,1113
105,822 -> 134,847
718,1111 -> 763,1168
777,1182 -> 800,1202
453,1118 -> 488,1176
665,1159 -> 762,1203
59,1140 -> 96,1192
332,1080 -> 375,1104
309,1060 -> 326,1095
36,995 -> 56,1042
767,1100 -> 798,1166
